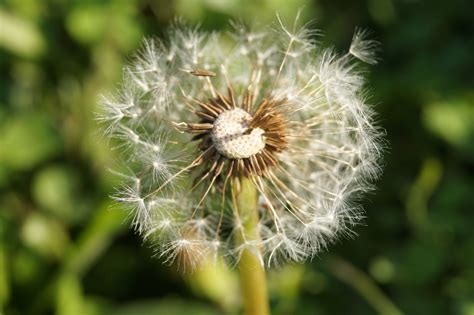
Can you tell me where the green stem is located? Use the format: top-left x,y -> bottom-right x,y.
233,177 -> 270,315
326,256 -> 403,315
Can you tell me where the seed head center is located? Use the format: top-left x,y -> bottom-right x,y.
211,108 -> 265,159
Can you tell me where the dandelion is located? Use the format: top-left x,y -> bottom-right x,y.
98,13 -> 384,315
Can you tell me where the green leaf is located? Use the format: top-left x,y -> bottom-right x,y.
111,299 -> 223,315
32,165 -> 82,223
63,202 -> 128,276
0,114 -> 62,171
0,9 -> 45,58
66,3 -> 141,50
369,256 -> 395,283
66,4 -> 107,45
56,273 -> 86,315
20,213 -> 69,260
423,99 -> 474,153
0,218 -> 10,307
186,257 -> 238,311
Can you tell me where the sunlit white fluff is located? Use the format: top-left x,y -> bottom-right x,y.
99,14 -> 384,269
349,28 -> 380,65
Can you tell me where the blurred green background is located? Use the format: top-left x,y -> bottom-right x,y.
1,0 -> 473,314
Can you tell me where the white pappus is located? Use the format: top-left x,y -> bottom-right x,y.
98,14 -> 384,270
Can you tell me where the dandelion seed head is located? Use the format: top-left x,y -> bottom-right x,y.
98,15 -> 384,269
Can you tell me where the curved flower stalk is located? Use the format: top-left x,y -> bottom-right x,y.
98,15 -> 384,270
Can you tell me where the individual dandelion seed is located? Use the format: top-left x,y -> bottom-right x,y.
98,15 -> 384,270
